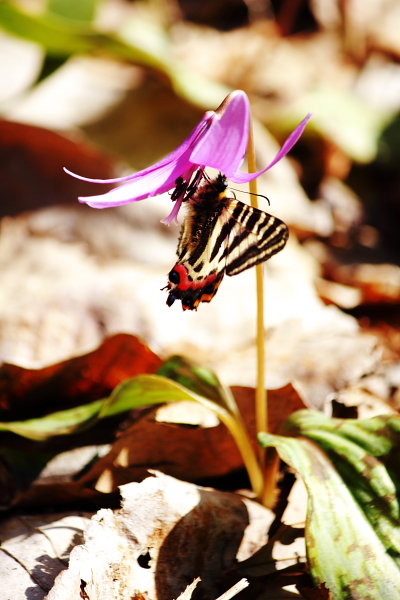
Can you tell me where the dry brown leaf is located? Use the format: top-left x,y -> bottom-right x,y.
0,333 -> 162,420
4,55 -> 143,131
233,384 -> 307,437
314,277 -> 362,309
47,472 -> 274,600
297,582 -> 332,600
333,384 -> 397,420
0,120 -> 116,217
0,513 -> 91,600
0,31 -> 43,105
215,320 -> 379,411
307,239 -> 400,306
331,263 -> 400,304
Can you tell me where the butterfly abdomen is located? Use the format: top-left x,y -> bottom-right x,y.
181,186 -> 229,259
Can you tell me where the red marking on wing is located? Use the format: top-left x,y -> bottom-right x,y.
166,263 -> 223,310
174,264 -> 218,292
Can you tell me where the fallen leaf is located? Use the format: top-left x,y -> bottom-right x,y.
0,333 -> 162,420
0,120 -> 116,217
232,384 -> 307,437
0,512 -> 91,600
260,411 -> 400,598
216,321 -> 379,411
10,382 -> 305,508
314,277 -> 362,310
332,262 -> 400,304
47,472 -> 274,600
305,239 -> 400,306
0,31 -> 43,105
297,582 -> 332,599
334,385 -> 397,420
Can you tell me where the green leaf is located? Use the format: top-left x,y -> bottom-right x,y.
291,84 -> 392,163
157,356 -> 241,416
0,399 -> 105,441
0,373 -> 263,498
47,0 -> 99,23
0,2 -> 96,55
102,374 -> 263,498
0,2 -> 228,108
103,374 -> 233,418
0,375 -> 232,441
259,410 -> 400,599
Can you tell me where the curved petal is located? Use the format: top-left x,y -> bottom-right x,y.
80,157 -> 194,208
64,167 -> 138,185
161,197 -> 184,225
229,113 -> 312,184
190,90 -> 250,175
65,115 -> 212,185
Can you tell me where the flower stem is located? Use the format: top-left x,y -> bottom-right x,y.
247,123 -> 267,439
221,412 -> 264,500
247,120 -> 280,509
193,395 -> 264,499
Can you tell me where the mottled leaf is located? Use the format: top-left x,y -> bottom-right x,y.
259,410 -> 400,599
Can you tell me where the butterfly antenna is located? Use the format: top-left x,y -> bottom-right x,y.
229,188 -> 270,205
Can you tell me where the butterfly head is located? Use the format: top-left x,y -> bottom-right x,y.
201,172 -> 228,198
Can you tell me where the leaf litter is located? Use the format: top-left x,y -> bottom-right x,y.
1,1 -> 400,598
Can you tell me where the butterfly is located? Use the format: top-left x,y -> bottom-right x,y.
165,172 -> 289,311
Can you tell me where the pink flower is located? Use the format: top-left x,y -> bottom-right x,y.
65,90 -> 311,224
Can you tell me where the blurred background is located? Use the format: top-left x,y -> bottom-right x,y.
1,0 -> 400,388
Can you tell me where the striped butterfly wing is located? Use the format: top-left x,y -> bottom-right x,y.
166,196 -> 288,310
223,198 -> 289,276
166,202 -> 228,310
